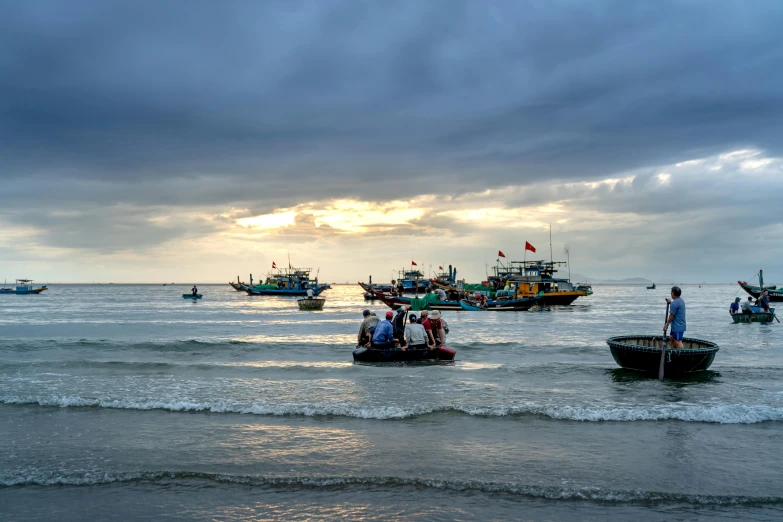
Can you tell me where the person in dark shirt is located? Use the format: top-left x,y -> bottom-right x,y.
758,290 -> 771,313
393,306 -> 408,346
191,285 -> 198,296
729,297 -> 740,315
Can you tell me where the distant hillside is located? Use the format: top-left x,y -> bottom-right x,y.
570,273 -> 655,285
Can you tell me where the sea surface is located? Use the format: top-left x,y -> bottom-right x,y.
1,283 -> 781,521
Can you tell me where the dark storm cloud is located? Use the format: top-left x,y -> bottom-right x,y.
2,0 -> 783,205
2,0 -> 783,272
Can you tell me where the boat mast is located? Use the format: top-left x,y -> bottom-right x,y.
564,244 -> 570,281
549,225 -> 553,268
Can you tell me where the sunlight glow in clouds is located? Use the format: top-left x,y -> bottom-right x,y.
310,199 -> 425,232
237,211 -> 297,229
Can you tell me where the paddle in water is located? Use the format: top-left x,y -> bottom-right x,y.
659,301 -> 670,381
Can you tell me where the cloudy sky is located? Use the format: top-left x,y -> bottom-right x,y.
1,0 -> 782,284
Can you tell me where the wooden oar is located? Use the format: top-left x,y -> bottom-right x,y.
659,301 -> 670,381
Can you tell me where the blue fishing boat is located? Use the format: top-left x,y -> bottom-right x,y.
183,294 -> 203,299
358,267 -> 430,296
0,279 -> 48,295
245,267 -> 330,297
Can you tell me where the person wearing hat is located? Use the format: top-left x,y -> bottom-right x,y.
369,310 -> 397,348
729,297 -> 741,315
419,310 -> 436,347
357,309 -> 379,346
429,310 -> 447,348
404,313 -> 429,350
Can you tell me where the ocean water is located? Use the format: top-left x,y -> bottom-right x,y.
1,284 -> 781,521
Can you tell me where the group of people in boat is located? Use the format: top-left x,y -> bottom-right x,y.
729,290 -> 772,315
358,306 -> 448,350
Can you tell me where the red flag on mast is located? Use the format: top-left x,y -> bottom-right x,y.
411,261 -> 417,266
439,266 -> 443,270
272,261 -> 277,268
498,251 -> 506,258
525,242 -> 536,253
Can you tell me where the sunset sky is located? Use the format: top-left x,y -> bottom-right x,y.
2,1 -> 782,284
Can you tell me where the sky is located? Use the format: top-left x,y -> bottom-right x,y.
1,0 -> 782,284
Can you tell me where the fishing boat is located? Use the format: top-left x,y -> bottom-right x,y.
647,283 -> 656,290
183,294 -> 203,299
228,276 -> 247,291
458,291 -> 541,311
732,306 -> 776,324
0,279 -> 48,295
488,260 -> 590,305
353,345 -> 456,363
367,288 -> 463,311
358,275 -> 393,299
245,267 -> 330,297
738,270 -> 783,302
358,268 -> 428,296
606,335 -> 718,377
297,296 -> 325,310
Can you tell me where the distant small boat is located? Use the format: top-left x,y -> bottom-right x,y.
353,345 -> 456,363
647,283 -> 656,289
183,294 -> 203,299
297,296 -> 325,310
607,335 -> 718,377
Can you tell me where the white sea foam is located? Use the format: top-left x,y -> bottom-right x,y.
2,395 -> 782,424
1,470 -> 781,506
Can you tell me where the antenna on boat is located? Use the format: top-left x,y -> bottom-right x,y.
564,244 -> 570,281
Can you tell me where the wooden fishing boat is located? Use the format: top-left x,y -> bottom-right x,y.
297,297 -> 325,310
0,279 -> 48,295
246,267 -> 330,297
606,335 -> 718,377
183,294 -> 203,299
738,270 -> 783,302
353,345 -> 456,363
367,288 -> 462,311
647,283 -> 656,289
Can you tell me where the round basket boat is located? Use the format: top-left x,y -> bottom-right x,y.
606,335 -> 718,377
353,345 -> 456,363
297,297 -> 325,310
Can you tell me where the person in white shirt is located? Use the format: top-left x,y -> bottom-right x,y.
404,314 -> 430,350
306,288 -> 314,298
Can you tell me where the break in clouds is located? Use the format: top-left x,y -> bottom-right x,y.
1,0 -> 782,282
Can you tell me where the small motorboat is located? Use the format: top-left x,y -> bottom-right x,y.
183,294 -> 203,299
353,345 -> 456,363
606,335 -> 718,377
297,296 -> 325,310
732,306 -> 776,323
647,283 -> 656,289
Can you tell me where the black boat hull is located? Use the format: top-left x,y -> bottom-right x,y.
738,283 -> 783,302
607,335 -> 718,377
353,346 -> 456,362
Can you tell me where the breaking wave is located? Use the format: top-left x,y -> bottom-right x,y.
2,395 -> 781,423
1,470 -> 781,506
